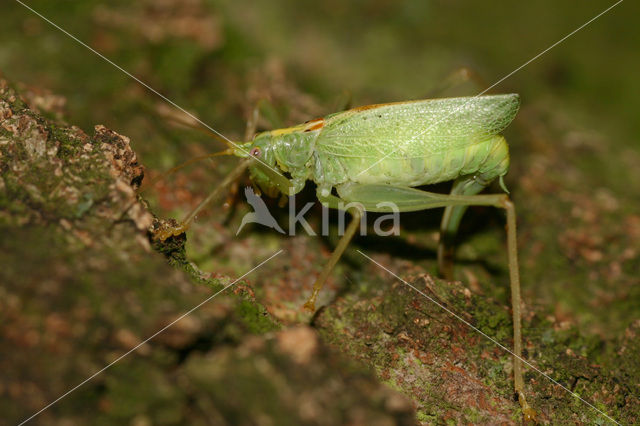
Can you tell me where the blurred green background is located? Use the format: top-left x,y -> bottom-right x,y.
4,0 -> 638,328
2,1 -> 639,421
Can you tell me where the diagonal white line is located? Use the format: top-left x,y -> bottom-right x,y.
478,0 -> 624,96
18,249 -> 283,426
357,250 -> 620,425
12,1 -> 625,424
355,0 -> 624,178
13,0 -> 285,180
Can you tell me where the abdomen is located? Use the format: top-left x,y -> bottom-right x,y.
314,135 -> 510,188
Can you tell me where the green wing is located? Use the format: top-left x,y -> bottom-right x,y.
315,94 -> 519,159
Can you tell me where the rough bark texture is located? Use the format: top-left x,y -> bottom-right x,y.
2,76 -> 638,425
2,4 -> 640,423
0,79 -> 416,425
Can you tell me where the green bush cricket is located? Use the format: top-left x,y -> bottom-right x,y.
154,93 -> 535,419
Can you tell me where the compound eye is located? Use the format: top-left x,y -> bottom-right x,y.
250,147 -> 261,157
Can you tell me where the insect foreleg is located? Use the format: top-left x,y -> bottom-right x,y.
153,158 -> 253,241
331,182 -> 534,420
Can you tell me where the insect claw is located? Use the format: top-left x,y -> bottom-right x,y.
518,391 -> 537,423
303,290 -> 319,311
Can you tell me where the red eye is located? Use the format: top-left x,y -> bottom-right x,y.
250,147 -> 261,157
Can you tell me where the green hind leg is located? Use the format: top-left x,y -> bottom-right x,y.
332,182 -> 535,421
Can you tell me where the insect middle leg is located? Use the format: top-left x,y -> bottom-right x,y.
303,196 -> 363,311
332,182 -> 534,419
437,175 -> 493,280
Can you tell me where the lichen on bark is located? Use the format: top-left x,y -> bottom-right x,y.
0,78 -> 415,425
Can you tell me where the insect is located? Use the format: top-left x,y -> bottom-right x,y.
154,94 -> 535,419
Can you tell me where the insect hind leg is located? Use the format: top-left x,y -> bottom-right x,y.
329,182 -> 534,420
